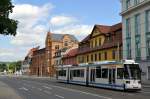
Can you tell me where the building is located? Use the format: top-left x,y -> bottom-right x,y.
53,48 -> 68,67
30,48 -> 46,76
45,32 -> 78,76
62,47 -> 78,66
29,31 -> 78,76
120,0 -> 150,81
77,23 -> 122,64
22,47 -> 38,75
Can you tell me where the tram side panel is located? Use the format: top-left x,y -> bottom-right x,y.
69,67 -> 87,85
57,67 -> 68,83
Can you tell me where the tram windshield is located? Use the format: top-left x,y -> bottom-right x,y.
124,64 -> 141,80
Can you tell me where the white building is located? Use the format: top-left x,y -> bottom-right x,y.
120,0 -> 150,82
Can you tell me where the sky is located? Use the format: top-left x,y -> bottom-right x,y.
0,0 -> 121,62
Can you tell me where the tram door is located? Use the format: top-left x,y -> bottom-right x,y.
109,68 -> 116,84
90,69 -> 96,82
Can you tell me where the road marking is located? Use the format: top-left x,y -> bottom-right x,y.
44,90 -> 51,94
38,88 -> 42,91
21,79 -> 112,99
141,91 -> 150,93
43,86 -> 52,90
55,94 -> 64,99
19,87 -> 29,91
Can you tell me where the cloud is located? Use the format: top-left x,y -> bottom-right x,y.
53,24 -> 93,41
50,16 -> 78,26
0,48 -> 24,62
9,3 -> 54,47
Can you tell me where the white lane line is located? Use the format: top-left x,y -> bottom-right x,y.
44,90 -> 52,94
55,94 -> 64,99
43,86 -> 52,90
38,88 -> 42,91
141,91 -> 150,93
21,80 -> 112,99
51,85 -> 112,99
19,87 -> 29,91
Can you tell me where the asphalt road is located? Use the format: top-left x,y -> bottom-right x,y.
0,76 -> 150,99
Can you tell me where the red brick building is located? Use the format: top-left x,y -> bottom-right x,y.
30,48 -> 47,76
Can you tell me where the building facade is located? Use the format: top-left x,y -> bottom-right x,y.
22,47 -> 38,75
62,48 -> 78,66
77,23 -> 122,64
120,0 -> 150,81
29,32 -> 78,76
30,48 -> 46,76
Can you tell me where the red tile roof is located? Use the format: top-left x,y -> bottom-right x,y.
63,48 -> 78,58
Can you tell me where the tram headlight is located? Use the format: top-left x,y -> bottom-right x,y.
126,81 -> 130,84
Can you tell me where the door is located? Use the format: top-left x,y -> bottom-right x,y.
148,66 -> 150,80
90,69 -> 95,82
109,68 -> 116,84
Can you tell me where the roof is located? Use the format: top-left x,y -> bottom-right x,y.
63,48 -> 78,58
80,22 -> 122,42
51,33 -> 78,42
33,48 -> 45,55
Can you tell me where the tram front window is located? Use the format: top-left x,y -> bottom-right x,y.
124,64 -> 141,80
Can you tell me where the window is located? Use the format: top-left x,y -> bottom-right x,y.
126,18 -> 131,38
135,14 -> 141,35
64,41 -> 68,46
102,68 -> 108,78
146,34 -> 150,58
112,50 -> 116,59
95,54 -> 97,61
95,39 -> 97,47
126,0 -> 131,9
135,37 -> 141,58
146,10 -> 150,33
73,69 -> 84,77
55,45 -> 59,50
91,54 -> 93,62
87,55 -> 89,62
96,66 -> 101,78
117,68 -> 124,79
134,0 -> 140,5
104,52 -> 107,60
146,10 -> 150,58
99,38 -> 101,46
127,41 -> 131,59
58,70 -> 66,76
99,53 -> 101,60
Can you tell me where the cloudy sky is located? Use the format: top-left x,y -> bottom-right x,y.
0,0 -> 121,62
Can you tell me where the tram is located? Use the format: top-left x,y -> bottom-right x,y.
56,60 -> 142,91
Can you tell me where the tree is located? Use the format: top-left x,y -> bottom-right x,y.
8,61 -> 22,72
0,63 -> 7,72
0,0 -> 18,36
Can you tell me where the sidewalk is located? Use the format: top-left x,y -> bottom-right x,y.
0,81 -> 22,99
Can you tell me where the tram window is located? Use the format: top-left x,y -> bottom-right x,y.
59,70 -> 66,76
117,68 -> 123,79
102,68 -> 108,78
73,69 -> 84,77
96,66 -> 101,78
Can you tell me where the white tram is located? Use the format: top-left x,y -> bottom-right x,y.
56,60 -> 142,91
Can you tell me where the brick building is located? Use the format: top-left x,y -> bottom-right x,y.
29,31 -> 78,76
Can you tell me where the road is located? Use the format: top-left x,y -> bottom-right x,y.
0,76 -> 150,99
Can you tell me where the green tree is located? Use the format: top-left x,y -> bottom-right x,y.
0,63 -> 7,72
0,0 -> 18,36
8,61 -> 22,72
